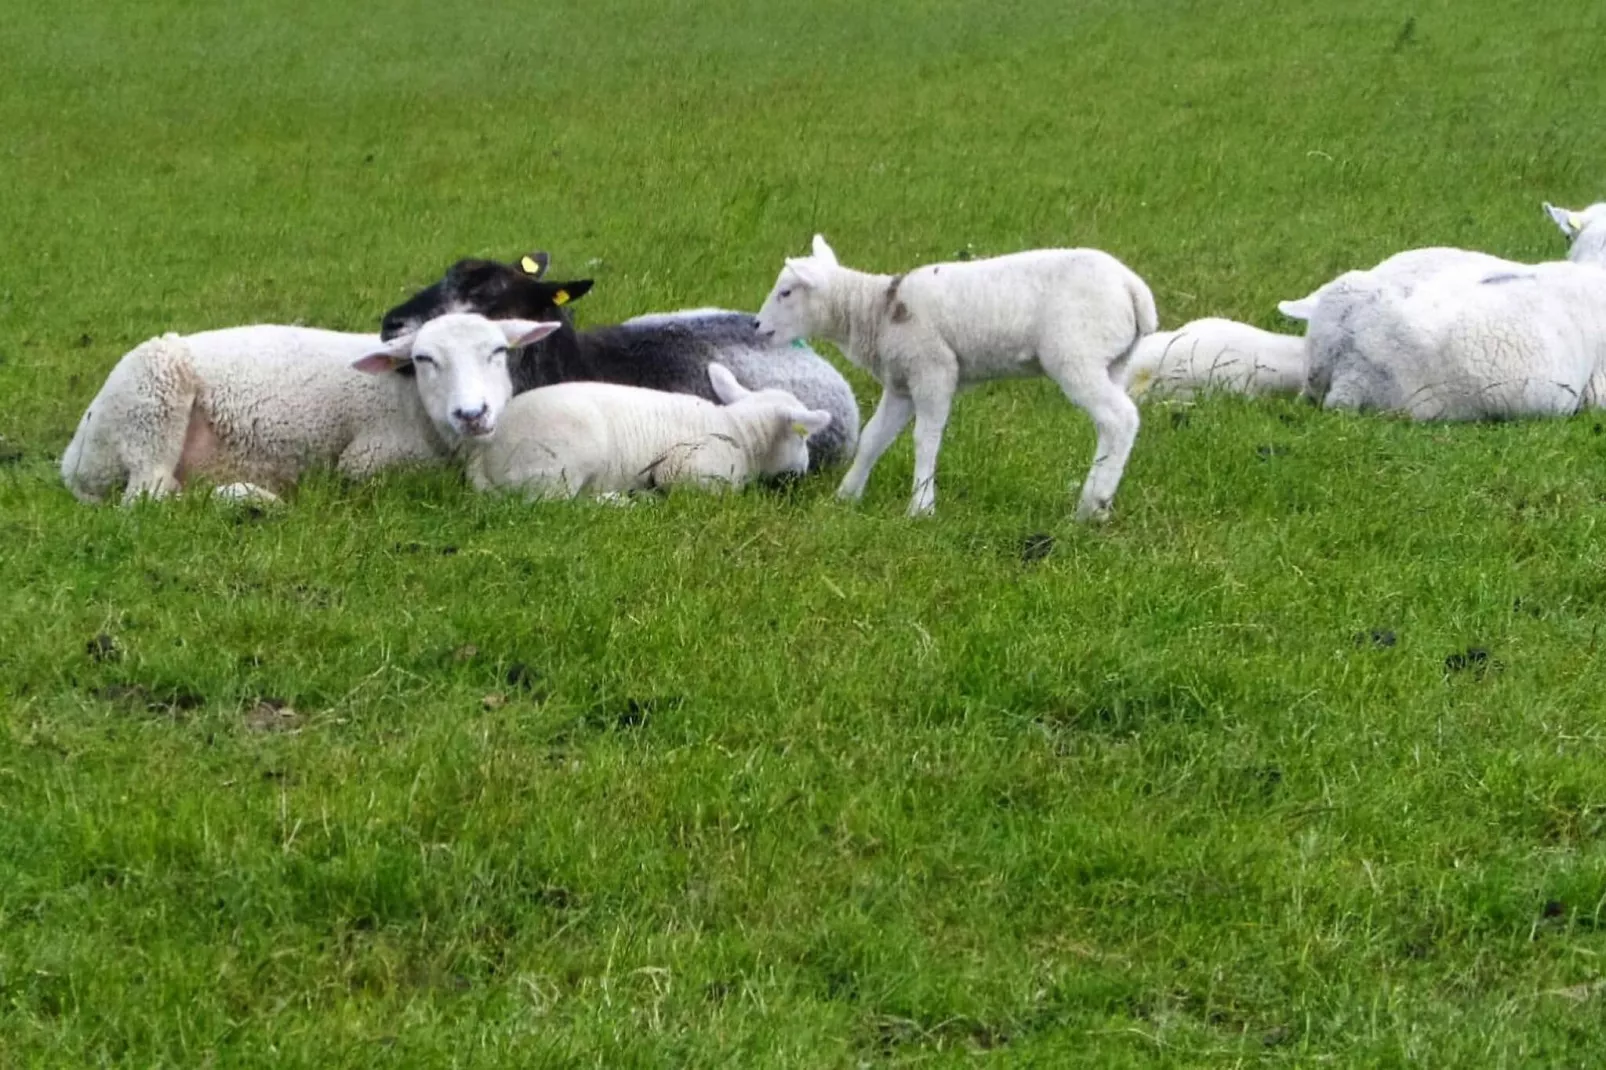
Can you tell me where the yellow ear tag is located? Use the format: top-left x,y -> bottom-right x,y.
520,255 -> 541,275
1569,213 -> 1585,231
792,421 -> 810,437
552,290 -> 570,306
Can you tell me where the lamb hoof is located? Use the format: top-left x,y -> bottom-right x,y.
1074,499 -> 1113,524
906,500 -> 936,519
214,482 -> 281,504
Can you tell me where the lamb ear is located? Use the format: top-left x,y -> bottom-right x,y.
1545,202 -> 1582,238
707,362 -> 749,405
789,408 -> 833,435
519,251 -> 550,278
785,257 -> 827,290
353,335 -> 415,374
496,320 -> 563,347
810,234 -> 838,266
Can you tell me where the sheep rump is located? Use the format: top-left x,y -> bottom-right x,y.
1122,318 -> 1305,400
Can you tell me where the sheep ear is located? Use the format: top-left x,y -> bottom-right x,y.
810,234 -> 838,266
790,408 -> 833,436
519,251 -> 550,278
707,362 -> 749,404
1545,202 -> 1584,238
539,279 -> 594,307
353,335 -> 414,374
497,320 -> 563,348
785,257 -> 826,290
1278,295 -> 1319,321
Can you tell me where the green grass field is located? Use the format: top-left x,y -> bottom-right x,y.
5,0 -> 1606,1064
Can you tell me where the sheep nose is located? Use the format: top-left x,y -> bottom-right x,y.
454,403 -> 489,425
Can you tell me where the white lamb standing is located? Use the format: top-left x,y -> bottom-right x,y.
464,362 -> 834,499
61,314 -> 558,504
753,235 -> 1157,520
1121,318 -> 1306,400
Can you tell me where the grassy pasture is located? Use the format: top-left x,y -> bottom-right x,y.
4,0 -> 1606,1064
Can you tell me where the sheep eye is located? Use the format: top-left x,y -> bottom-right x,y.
413,353 -> 436,366
779,288 -> 793,299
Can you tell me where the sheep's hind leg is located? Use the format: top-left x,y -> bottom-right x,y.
836,389 -> 913,503
213,483 -> 281,504
906,373 -> 956,517
1050,360 -> 1140,522
116,341 -> 203,504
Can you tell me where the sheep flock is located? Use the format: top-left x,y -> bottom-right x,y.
63,200 -> 1606,519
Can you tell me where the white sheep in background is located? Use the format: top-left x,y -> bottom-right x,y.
61,314 -> 558,504
1314,259 -> 1606,419
1122,318 -> 1306,400
753,235 -> 1156,520
465,362 -> 833,499
1278,247 -> 1519,405
1282,202 -> 1606,410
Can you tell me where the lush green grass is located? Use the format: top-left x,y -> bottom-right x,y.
5,0 -> 1606,1064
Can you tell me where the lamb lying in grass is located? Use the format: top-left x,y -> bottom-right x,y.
1122,318 -> 1306,400
1308,259 -> 1606,419
381,253 -> 860,468
1280,202 -> 1606,412
754,235 -> 1155,520
1278,247 -> 1521,406
465,362 -> 833,499
61,315 -> 557,503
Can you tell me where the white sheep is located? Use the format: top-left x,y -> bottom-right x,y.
753,235 -> 1156,520
1282,202 -> 1606,409
61,314 -> 558,504
1122,318 -> 1306,400
464,362 -> 834,499
1280,248 -> 1522,405
1315,259 -> 1606,419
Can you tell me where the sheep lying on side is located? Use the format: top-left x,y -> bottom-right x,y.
1122,318 -> 1306,400
380,254 -> 860,469
754,235 -> 1155,520
1313,260 -> 1606,419
61,314 -> 558,504
465,362 -> 833,499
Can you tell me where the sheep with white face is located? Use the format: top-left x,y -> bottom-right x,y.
62,314 -> 557,504
755,234 -> 1156,520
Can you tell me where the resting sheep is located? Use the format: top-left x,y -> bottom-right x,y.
464,362 -> 833,499
753,235 -> 1155,520
61,314 -> 557,504
1311,259 -> 1606,419
380,253 -> 861,469
1122,318 -> 1305,400
1282,202 -> 1606,411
